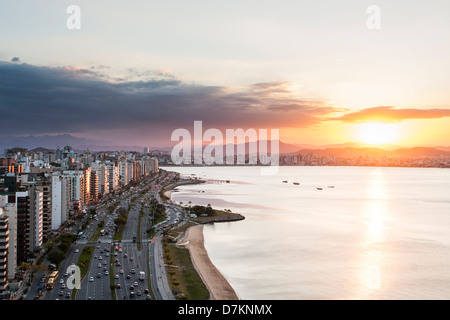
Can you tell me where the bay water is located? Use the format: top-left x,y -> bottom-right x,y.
163,166 -> 450,300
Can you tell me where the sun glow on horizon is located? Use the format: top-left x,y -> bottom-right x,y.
357,122 -> 399,145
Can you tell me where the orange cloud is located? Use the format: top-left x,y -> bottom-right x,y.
330,106 -> 450,123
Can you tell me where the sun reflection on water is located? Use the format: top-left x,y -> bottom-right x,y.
354,169 -> 390,299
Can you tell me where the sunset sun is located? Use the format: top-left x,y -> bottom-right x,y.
357,122 -> 399,145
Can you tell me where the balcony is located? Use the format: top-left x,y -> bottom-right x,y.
0,231 -> 9,237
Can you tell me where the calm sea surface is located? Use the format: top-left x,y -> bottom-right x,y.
162,166 -> 450,300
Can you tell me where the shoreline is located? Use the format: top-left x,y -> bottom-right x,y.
177,224 -> 239,300
161,177 -> 241,300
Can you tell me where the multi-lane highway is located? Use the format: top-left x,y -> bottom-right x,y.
31,170 -> 185,300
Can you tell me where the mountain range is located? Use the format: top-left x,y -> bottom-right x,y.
1,134 -> 449,157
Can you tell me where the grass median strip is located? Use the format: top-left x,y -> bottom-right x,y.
72,246 -> 94,299
109,246 -> 116,300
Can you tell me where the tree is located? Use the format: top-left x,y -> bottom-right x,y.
205,204 -> 214,216
58,242 -> 70,254
47,249 -> 66,265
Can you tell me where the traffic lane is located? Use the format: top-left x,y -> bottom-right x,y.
153,233 -> 173,300
113,244 -> 129,300
92,242 -> 113,300
113,243 -> 142,300
122,205 -> 140,242
44,243 -> 83,300
78,242 -> 111,300
121,243 -> 148,300
26,268 -> 48,300
130,243 -> 148,300
149,240 -> 162,300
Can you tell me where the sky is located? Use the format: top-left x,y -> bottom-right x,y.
1,0 -> 450,148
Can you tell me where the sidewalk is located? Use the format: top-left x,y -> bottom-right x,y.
150,234 -> 174,300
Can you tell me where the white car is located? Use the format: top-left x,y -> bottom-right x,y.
75,249 -> 79,253
89,277 -> 94,282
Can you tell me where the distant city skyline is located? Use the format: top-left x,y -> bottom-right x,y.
2,1 -> 450,148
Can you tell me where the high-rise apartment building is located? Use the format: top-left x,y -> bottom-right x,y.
15,188 -> 43,264
51,172 -> 71,230
0,196 -> 16,282
0,208 -> 9,293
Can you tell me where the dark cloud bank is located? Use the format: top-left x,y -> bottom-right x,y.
0,61 -> 335,145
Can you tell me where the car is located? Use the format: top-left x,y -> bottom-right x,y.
94,255 -> 97,259
114,259 -> 118,263
131,269 -> 135,274
66,292 -> 71,299
104,270 -> 109,275
99,256 -> 103,260
130,292 -> 135,298
130,285 -> 134,290
116,262 -> 121,267
126,274 -> 131,279
133,282 -> 138,287
103,261 -> 107,265
115,274 -> 119,279
61,284 -> 66,289
146,294 -> 151,300
116,284 -> 121,289
75,249 -> 79,253
144,289 -> 149,294
129,257 -> 134,261
137,291 -> 142,296
89,277 -> 94,282
124,253 -> 128,258
58,290 -> 64,296
105,252 -> 110,257
63,272 -> 68,277
97,273 -> 102,278
97,263 -> 102,268
119,269 -> 124,274
59,278 -> 64,284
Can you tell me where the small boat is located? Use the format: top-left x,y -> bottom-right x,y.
327,186 -> 334,188
317,187 -> 323,190
293,182 -> 300,185
282,180 -> 288,183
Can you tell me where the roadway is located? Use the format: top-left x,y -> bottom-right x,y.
33,170 -> 183,301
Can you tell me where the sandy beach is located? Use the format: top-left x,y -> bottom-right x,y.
178,224 -> 239,300
163,190 -> 172,199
